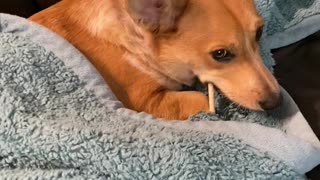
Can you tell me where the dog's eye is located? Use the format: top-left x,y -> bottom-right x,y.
210,49 -> 234,62
256,26 -> 264,41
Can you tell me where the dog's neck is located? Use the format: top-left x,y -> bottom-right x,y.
65,0 -> 194,90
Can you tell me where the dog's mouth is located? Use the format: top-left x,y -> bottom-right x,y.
181,77 -> 208,93
210,85 -> 253,112
181,78 -> 261,112
181,79 -> 253,118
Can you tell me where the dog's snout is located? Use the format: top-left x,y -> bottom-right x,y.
258,92 -> 282,110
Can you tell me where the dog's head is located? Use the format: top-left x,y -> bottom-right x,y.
127,0 -> 281,111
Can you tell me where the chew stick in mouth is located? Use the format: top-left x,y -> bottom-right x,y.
208,83 -> 215,112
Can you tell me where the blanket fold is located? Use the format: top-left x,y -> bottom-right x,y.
0,0 -> 320,179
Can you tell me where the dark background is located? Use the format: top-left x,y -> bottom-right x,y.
0,0 -> 319,178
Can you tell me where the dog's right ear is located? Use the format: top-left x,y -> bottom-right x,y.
127,0 -> 189,33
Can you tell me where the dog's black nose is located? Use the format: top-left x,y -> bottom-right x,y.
259,92 -> 282,110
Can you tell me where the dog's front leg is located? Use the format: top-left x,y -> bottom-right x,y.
133,90 -> 209,120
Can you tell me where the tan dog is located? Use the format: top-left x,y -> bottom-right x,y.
29,0 -> 281,120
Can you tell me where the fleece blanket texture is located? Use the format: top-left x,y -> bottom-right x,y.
256,0 -> 320,69
0,0 -> 320,179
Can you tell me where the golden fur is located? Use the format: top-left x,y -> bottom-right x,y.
29,0 -> 280,120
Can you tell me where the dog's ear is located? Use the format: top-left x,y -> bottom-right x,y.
128,0 -> 189,33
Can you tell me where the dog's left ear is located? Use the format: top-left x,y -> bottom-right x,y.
127,0 -> 189,33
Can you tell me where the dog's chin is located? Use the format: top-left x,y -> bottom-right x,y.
241,103 -> 264,112
212,85 -> 265,112
184,78 -> 265,112
227,98 -> 265,112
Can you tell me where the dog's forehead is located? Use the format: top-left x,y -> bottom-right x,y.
223,0 -> 261,19
189,0 -> 262,29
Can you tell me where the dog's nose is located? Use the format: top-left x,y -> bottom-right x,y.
258,92 -> 282,110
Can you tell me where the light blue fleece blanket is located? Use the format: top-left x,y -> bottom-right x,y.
1,0 -> 320,179
257,0 -> 320,69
